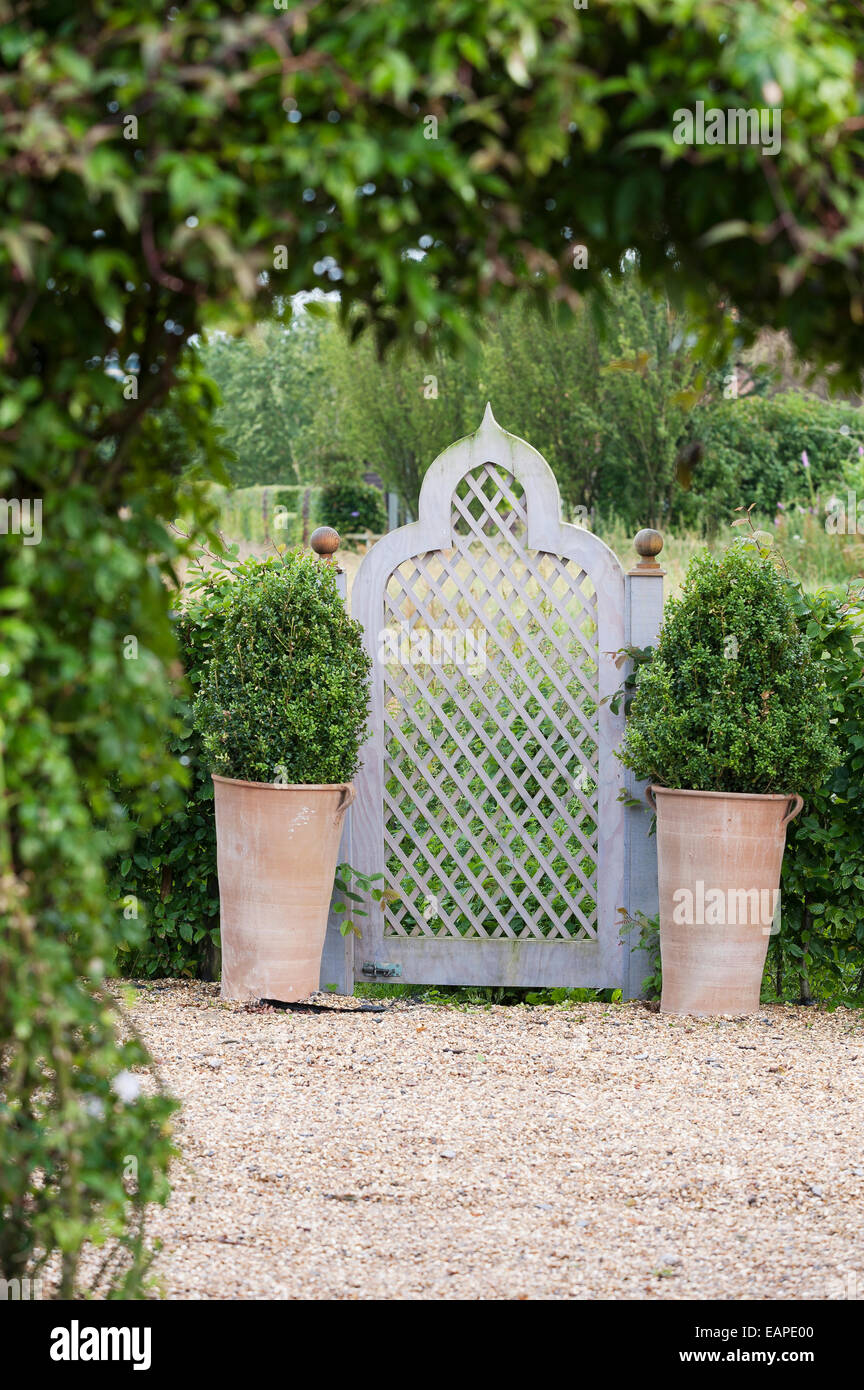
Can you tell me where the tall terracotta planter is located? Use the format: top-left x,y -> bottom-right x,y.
649,786 -> 803,1016
213,776 -> 355,1003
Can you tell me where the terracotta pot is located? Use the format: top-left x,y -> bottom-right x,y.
213,776 -> 355,1003
648,786 -> 803,1017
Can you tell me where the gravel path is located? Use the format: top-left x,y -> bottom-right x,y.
132,982 -> 864,1300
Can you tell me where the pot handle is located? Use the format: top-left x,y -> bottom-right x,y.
335,784 -> 356,822
645,785 -> 657,810
781,793 -> 804,827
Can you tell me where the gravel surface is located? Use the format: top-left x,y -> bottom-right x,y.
130,981 -> 864,1300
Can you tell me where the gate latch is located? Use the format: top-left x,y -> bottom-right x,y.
361,961 -> 403,980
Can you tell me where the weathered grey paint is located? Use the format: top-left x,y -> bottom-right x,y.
621,563 -> 665,998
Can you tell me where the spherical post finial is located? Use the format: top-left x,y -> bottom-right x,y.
633,527 -> 664,569
310,525 -> 340,562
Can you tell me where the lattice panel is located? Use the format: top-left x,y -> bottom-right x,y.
380,462 -> 600,941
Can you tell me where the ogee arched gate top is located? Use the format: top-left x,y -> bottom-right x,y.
402,402 -> 624,591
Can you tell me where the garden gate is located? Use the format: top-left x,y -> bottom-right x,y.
320,406 -> 663,996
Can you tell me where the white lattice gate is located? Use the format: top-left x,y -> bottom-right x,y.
346,406 -> 643,991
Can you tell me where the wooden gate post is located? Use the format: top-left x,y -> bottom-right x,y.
622,528 -> 665,999
312,527 -> 356,996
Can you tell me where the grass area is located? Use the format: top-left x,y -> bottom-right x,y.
599,508 -> 864,599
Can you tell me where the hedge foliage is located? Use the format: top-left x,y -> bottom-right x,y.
319,481 -> 387,537
273,486 -> 323,546
115,544 -> 373,978
620,541 -> 839,794
685,393 -> 864,530
620,540 -> 864,1004
114,603 -> 220,981
775,587 -> 864,1005
212,483 -> 323,550
0,467 -> 204,1294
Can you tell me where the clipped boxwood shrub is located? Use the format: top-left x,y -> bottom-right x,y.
620,541 -> 839,793
195,549 -> 371,783
320,480 -> 387,536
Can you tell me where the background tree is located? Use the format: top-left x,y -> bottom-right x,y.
481,276 -> 706,526
296,276 -> 709,526
199,317 -> 323,486
301,321 -> 479,506
591,278 -> 707,527
480,300 -> 604,516
195,282 -> 864,535
688,393 -> 864,527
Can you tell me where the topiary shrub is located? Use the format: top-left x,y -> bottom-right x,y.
320,480 -> 387,537
113,543 -> 373,977
194,550 -> 371,783
619,540 -> 839,793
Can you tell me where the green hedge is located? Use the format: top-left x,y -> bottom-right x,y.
212,484 -> 322,548
194,550 -> 371,783
114,603 -> 220,980
775,587 -> 864,1005
319,480 -> 387,537
114,543 -> 372,977
680,393 -> 864,530
273,485 -> 323,545
620,541 -> 838,793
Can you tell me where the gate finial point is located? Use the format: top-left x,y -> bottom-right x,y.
481,401 -> 498,429
311,525 -> 340,562
633,527 -> 664,570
